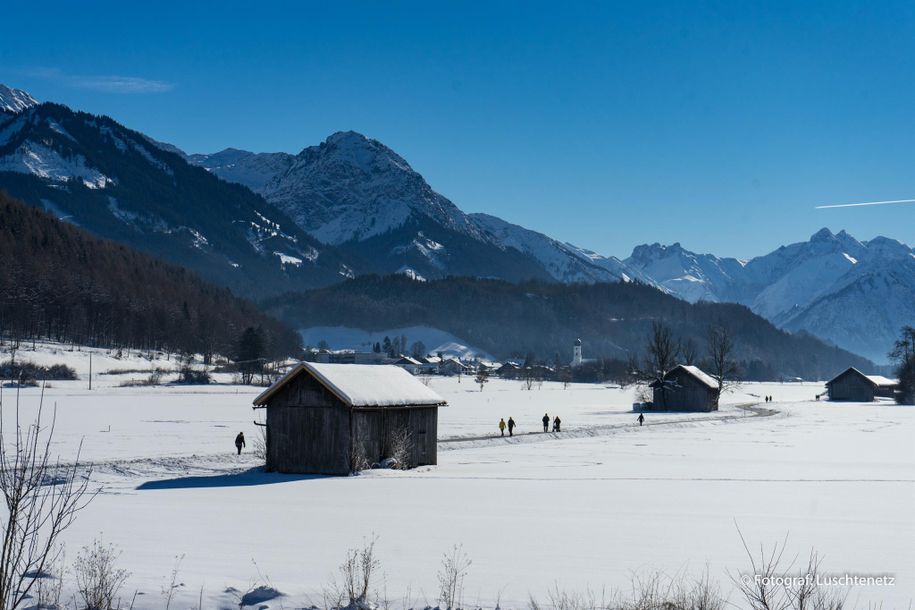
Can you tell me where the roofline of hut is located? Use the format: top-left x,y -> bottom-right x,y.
252,362 -> 448,408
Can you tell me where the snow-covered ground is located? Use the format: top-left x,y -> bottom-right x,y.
2,343 -> 912,608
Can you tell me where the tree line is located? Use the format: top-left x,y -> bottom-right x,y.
0,192 -> 301,361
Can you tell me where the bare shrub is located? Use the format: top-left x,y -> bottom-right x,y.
73,538 -> 130,610
0,384 -> 95,610
335,535 -> 380,608
252,425 -> 268,463
437,545 -> 472,610
161,554 -> 185,610
634,383 -> 653,405
387,427 -> 413,470
730,526 -> 846,610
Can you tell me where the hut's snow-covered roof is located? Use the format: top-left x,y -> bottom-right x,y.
253,362 -> 446,408
666,364 -> 720,390
865,374 -> 898,387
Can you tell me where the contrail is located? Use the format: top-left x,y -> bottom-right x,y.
816,198 -> 915,209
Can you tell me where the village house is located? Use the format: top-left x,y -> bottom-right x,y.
252,362 -> 446,475
825,367 -> 898,402
438,358 -> 471,376
495,362 -> 522,379
393,355 -> 422,375
649,364 -> 720,412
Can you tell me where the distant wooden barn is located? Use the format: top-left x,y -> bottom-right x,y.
252,363 -> 446,475
649,365 -> 720,412
825,367 -> 898,402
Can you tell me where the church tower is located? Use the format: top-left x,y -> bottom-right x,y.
572,337 -> 583,367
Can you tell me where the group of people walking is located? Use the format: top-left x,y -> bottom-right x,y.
498,417 -> 516,436
498,413 -> 562,437
764,395 -> 774,402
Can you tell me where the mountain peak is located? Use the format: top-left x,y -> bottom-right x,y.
810,227 -> 835,242
0,84 -> 38,114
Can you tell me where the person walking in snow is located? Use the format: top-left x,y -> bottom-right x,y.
499,418 -> 506,437
508,417 -> 516,437
553,416 -> 561,432
235,431 -> 246,455
542,413 -> 550,432
638,413 -> 644,426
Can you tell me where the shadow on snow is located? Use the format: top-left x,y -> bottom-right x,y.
136,467 -> 326,490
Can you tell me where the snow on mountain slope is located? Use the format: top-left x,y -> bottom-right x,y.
470,212 -> 648,284
0,84 -> 38,114
187,148 -> 293,192
0,140 -> 114,188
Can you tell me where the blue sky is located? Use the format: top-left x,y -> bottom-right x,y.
2,1 -> 913,258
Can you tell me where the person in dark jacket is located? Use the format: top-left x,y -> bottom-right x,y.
553,416 -> 561,432
542,413 -> 550,432
638,413 -> 644,426
235,432 -> 246,455
508,417 -> 516,436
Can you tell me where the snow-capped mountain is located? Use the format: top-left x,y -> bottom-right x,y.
625,229 -> 915,362
0,84 -> 38,115
190,130 -> 652,284
0,91 -> 351,297
625,242 -> 747,303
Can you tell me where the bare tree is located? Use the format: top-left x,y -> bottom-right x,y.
707,324 -> 739,402
645,322 -> 680,409
645,321 -> 679,377
474,369 -> 489,392
0,384 -> 94,610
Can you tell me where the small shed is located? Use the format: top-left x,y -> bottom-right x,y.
253,362 -> 446,475
649,364 -> 720,412
825,368 -> 898,402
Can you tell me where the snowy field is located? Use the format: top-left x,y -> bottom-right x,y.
2,344 -> 913,609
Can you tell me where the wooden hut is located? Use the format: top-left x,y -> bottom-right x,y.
825,368 -> 898,402
649,364 -> 719,412
252,363 -> 446,475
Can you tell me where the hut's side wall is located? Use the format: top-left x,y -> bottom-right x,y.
265,372 -> 352,475
352,406 -> 438,467
828,371 -> 875,402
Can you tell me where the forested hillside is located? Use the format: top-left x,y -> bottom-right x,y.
266,275 -> 874,380
0,193 -> 300,359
